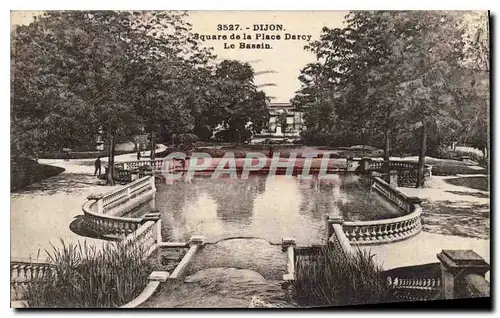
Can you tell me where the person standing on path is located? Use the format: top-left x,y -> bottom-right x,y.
94,157 -> 102,176
137,150 -> 141,161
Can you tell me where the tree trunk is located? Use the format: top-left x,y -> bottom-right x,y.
106,132 -> 115,186
383,126 -> 391,175
150,125 -> 155,160
362,130 -> 366,158
417,120 -> 427,188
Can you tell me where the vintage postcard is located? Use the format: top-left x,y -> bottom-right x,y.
10,10 -> 490,308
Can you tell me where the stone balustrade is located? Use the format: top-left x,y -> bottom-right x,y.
117,159 -> 164,172
346,158 -> 433,186
380,249 -> 490,301
326,217 -> 356,257
82,176 -> 156,236
11,216 -> 164,304
11,258 -> 55,301
121,214 -> 162,260
327,177 -> 423,245
383,262 -> 442,301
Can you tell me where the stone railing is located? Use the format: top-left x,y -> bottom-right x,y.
346,158 -> 432,186
328,177 -> 423,245
381,249 -> 490,302
82,176 -> 156,235
11,216 -> 164,307
326,217 -> 356,257
382,262 -> 442,302
120,213 -> 162,260
115,159 -> 164,172
11,258 -> 55,302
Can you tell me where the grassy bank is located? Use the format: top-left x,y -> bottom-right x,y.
26,241 -> 152,308
11,157 -> 65,191
444,176 -> 489,191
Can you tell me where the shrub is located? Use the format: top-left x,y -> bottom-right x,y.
435,146 -> 487,167
295,245 -> 390,307
25,240 -> 152,308
39,146 -> 156,160
11,158 -> 65,191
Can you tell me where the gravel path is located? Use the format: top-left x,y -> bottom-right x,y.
361,174 -> 490,278
10,147 -> 167,260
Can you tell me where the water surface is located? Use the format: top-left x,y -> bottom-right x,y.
130,174 -> 402,245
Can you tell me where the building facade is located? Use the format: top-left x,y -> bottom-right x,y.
252,102 -> 305,143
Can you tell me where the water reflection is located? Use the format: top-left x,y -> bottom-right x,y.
143,174 -> 404,245
203,176 -> 266,226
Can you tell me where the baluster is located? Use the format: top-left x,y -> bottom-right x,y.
404,220 -> 410,235
381,224 -> 389,240
376,225 -> 384,241
362,227 -> 370,242
348,227 -> 356,243
393,223 -> 400,237
402,221 -> 409,235
26,266 -> 32,281
370,226 -> 377,241
355,227 -> 363,243
387,223 -> 394,239
353,227 -> 360,242
410,219 -> 417,233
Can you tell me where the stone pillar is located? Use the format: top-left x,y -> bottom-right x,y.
325,216 -> 343,239
188,236 -> 205,246
346,157 -> 353,171
141,212 -> 161,224
437,250 -> 490,299
282,238 -> 296,283
360,158 -> 372,173
282,237 -> 296,252
388,170 -> 398,187
276,126 -> 283,136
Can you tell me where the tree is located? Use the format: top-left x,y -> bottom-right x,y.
126,11 -> 215,159
11,11 -> 141,185
294,11 -> 484,188
210,60 -> 269,143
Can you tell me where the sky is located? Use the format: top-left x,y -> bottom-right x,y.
11,10 -> 348,103
187,11 -> 347,102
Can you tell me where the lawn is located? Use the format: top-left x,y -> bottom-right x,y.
11,158 -> 65,191
444,176 -> 489,191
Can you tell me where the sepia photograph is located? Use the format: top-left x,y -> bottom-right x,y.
9,8 -> 490,309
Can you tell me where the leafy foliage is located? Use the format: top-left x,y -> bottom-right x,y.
293,11 -> 489,183
25,240 -> 152,308
11,11 -> 269,179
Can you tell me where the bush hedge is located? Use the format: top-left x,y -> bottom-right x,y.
11,157 -> 65,191
39,146 -> 156,160
436,146 -> 487,167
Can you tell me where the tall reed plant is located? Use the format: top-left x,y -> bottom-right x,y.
295,244 -> 391,307
25,240 -> 152,308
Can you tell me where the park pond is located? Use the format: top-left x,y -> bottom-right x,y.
128,173 -> 404,308
127,173 -> 404,245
